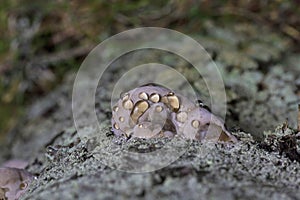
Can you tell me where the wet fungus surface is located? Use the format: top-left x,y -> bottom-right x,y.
0,167 -> 34,200
111,84 -> 237,142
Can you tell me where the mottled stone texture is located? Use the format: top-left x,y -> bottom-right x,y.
0,22 -> 299,200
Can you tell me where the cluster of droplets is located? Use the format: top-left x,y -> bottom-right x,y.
111,84 -> 237,142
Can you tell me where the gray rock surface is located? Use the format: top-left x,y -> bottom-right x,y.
1,22 -> 300,200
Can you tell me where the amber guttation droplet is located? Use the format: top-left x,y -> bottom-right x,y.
130,100 -> 149,123
122,99 -> 134,110
113,106 -> 119,112
149,93 -> 160,103
176,111 -> 188,123
139,92 -> 148,100
167,95 -> 180,112
155,105 -> 163,112
119,116 -> 124,122
161,94 -> 180,112
19,182 -> 27,190
161,96 -> 168,104
121,93 -> 129,101
114,123 -> 120,130
191,120 -> 200,128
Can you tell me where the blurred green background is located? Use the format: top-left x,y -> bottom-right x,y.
0,0 -> 299,141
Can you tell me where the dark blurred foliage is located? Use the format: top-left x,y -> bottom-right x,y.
0,0 -> 299,139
